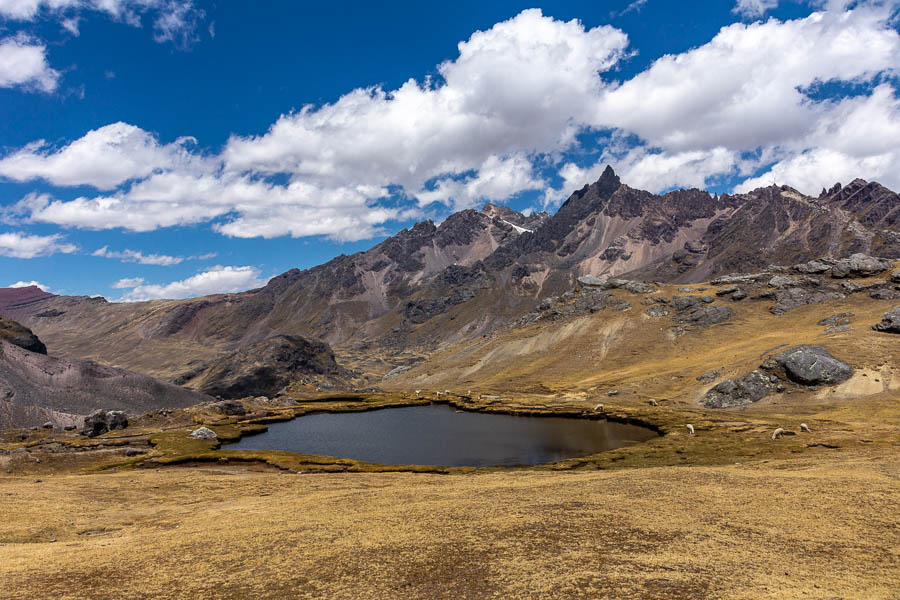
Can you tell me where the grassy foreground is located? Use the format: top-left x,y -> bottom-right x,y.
0,449 -> 897,599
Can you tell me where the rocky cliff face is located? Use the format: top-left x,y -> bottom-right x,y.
2,168 -> 898,388
175,334 -> 353,399
0,316 -> 46,355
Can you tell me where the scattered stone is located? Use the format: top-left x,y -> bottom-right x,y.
873,306 -> 900,333
577,275 -> 606,287
870,288 -> 900,300
189,427 -> 218,440
818,313 -> 854,327
892,270 -> 900,284
41,422 -> 53,429
696,369 -> 721,382
214,400 -> 246,416
124,448 -> 144,457
793,260 -> 831,274
644,305 -> 669,318
768,275 -> 797,288
825,325 -> 852,334
677,287 -> 696,293
770,288 -> 844,315
730,289 -> 748,301
704,370 -> 774,408
621,281 -> 656,294
537,297 -> 557,311
671,296 -> 699,311
64,425 -> 76,431
576,276 -> 655,294
700,296 -> 715,304
679,305 -> 734,328
711,273 -> 771,285
607,390 -> 619,396
716,285 -> 739,296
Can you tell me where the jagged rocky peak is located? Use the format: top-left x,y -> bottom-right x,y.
562,165 -> 622,212
480,202 -> 549,233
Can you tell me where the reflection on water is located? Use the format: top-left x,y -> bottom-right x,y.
227,403 -> 657,467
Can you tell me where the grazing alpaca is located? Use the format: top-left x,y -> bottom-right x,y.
648,399 -> 659,406
686,424 -> 695,435
772,428 -> 785,440
800,423 -> 811,433
593,403 -> 604,412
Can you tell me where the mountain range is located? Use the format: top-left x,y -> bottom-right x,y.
1,166 -> 898,417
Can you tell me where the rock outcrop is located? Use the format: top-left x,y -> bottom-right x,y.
704,346 -> 852,408
82,409 -> 129,437
0,316 -> 46,354
873,306 -> 900,333
705,370 -> 774,409
178,335 -> 352,399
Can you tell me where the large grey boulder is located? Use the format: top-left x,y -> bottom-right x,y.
577,276 -> 655,295
679,305 -> 734,328
768,275 -> 797,288
704,346 -> 852,409
873,306 -> 900,333
704,370 -> 774,408
771,288 -> 844,315
577,275 -> 607,288
830,254 -> 892,278
671,296 -> 700,312
762,346 -> 853,386
793,260 -> 831,274
189,427 -> 217,440
82,409 -> 129,437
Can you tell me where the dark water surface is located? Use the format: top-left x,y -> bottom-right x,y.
227,403 -> 658,467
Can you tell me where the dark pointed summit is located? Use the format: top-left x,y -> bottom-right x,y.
597,164 -> 620,190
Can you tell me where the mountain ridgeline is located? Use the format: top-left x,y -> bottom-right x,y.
1,167 -> 898,392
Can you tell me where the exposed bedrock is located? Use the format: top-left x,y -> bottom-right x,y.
705,346 -> 852,408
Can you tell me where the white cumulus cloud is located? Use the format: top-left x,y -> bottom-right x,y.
116,265 -> 268,301
0,34 -> 59,92
8,280 -> 50,291
92,245 -> 184,266
5,4 -> 900,240
733,0 -> 779,18
0,122 -> 201,189
0,1 -> 205,48
0,231 -> 76,258
110,276 -> 143,288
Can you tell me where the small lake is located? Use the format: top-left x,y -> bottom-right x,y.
227,403 -> 658,467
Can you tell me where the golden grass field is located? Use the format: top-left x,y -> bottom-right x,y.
1,278 -> 899,599
1,450 -> 897,599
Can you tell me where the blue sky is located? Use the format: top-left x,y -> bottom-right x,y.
0,0 -> 898,300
